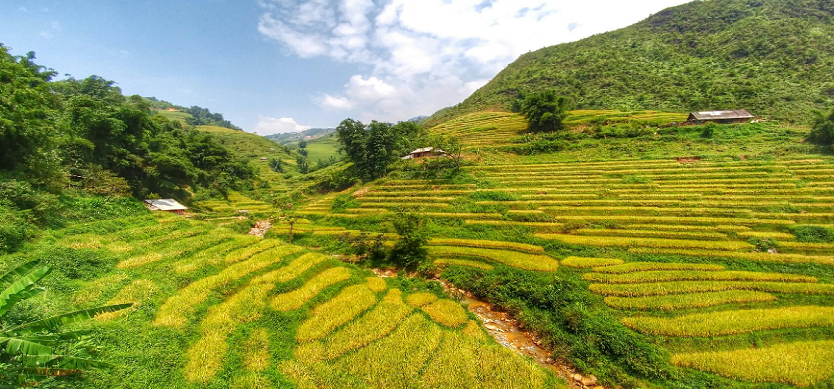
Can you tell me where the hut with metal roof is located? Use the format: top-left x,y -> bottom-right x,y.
144,199 -> 188,215
401,147 -> 447,160
687,110 -> 754,124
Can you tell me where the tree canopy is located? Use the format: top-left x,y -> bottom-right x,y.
335,119 -> 427,181
517,91 -> 571,132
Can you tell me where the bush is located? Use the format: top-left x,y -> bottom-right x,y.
0,204 -> 35,253
792,225 -> 834,243
389,213 -> 430,271
331,194 -> 360,213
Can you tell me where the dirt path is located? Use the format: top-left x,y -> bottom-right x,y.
247,219 -> 272,237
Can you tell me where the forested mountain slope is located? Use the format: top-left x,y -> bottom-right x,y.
430,0 -> 834,125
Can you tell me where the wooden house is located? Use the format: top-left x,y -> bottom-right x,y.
687,110 -> 754,124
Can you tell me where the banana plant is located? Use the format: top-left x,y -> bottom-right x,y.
0,261 -> 131,386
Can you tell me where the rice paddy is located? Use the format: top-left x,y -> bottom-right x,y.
622,306 -> 834,336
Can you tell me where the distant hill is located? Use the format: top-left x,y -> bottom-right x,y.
143,97 -> 241,130
407,115 -> 429,124
266,128 -> 336,145
429,0 -> 834,126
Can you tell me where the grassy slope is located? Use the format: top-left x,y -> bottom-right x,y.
154,110 -> 193,125
428,0 -> 834,126
196,125 -> 298,189
286,133 -> 341,162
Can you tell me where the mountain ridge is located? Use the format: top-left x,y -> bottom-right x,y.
428,0 -> 834,126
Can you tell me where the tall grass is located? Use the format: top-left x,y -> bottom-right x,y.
670,341 -> 834,387
270,267 -> 352,312
428,246 -> 559,272
335,314 -> 444,388
537,234 -> 753,251
584,270 -> 816,284
560,256 -> 624,268
604,290 -> 776,311
296,284 -> 377,342
421,299 -> 469,328
185,282 -> 275,384
430,238 -> 545,253
623,306 -> 834,336
590,280 -> 834,297
154,245 -> 302,327
593,262 -> 725,274
317,289 -> 413,360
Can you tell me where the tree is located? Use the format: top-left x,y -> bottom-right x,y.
808,108 -> 834,146
296,155 -> 309,174
518,90 -> 571,132
432,135 -> 464,170
269,158 -> 284,173
298,140 -> 307,149
388,212 -> 430,271
0,47 -> 60,181
335,118 -> 428,181
0,262 -> 131,386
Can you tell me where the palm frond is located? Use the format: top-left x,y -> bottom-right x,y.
0,261 -> 41,287
10,303 -> 133,334
4,337 -> 53,358
0,267 -> 51,316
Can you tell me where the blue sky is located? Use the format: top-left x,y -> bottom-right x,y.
0,0 -> 690,134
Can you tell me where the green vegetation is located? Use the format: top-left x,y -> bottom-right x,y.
429,0 -> 834,125
515,90 -> 570,132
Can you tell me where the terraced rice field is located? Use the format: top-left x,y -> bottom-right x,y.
291,156 -> 834,386
196,191 -> 275,215
577,256 -> 834,386
33,214 -> 562,388
321,158 -> 834,267
429,111 -> 528,149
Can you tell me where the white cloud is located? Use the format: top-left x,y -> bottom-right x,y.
258,0 -> 691,122
253,116 -> 312,135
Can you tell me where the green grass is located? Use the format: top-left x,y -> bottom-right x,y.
584,270 -> 816,284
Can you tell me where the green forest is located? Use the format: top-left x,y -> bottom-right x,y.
0,45 -> 256,253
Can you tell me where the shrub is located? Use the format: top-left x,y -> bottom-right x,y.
331,194 -> 361,213
792,225 -> 834,243
389,213 -> 430,270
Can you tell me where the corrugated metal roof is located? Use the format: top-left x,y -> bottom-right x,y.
689,110 -> 754,120
144,199 -> 188,211
410,147 -> 434,154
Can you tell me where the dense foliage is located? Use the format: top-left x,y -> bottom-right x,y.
0,262 -> 131,387
515,91 -> 571,132
808,107 -> 834,146
430,0 -> 834,125
0,44 -> 256,252
335,119 -> 427,181
142,97 -> 241,130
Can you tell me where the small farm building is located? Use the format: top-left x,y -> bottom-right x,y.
402,147 -> 447,160
144,199 -> 188,215
687,110 -> 754,124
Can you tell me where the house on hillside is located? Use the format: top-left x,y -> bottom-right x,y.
687,110 -> 754,124
144,199 -> 188,215
401,147 -> 447,160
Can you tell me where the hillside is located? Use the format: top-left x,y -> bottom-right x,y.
266,127 -> 336,144
429,0 -> 834,126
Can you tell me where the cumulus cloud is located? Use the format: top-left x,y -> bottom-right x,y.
258,0 -> 690,122
253,116 -> 312,135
